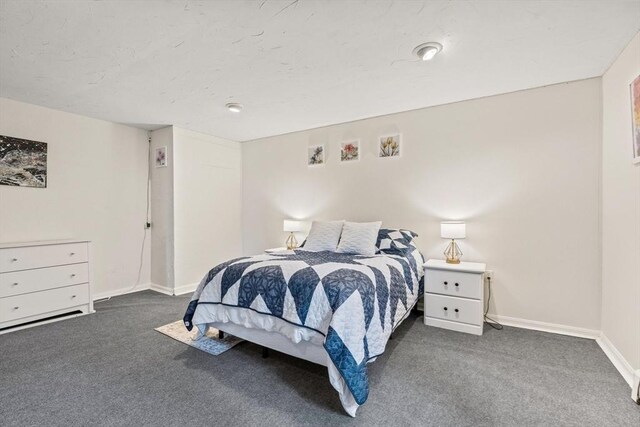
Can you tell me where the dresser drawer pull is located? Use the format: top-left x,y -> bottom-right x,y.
443,307 -> 448,311
454,308 -> 459,313
13,306 -> 19,310
71,295 -> 77,298
70,274 -> 76,278
455,283 -> 459,287
444,281 -> 448,285
12,282 -> 19,286
11,258 -> 18,262
70,252 -> 76,256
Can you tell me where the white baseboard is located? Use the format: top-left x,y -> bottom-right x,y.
149,283 -> 174,296
148,282 -> 197,296
174,283 -> 197,296
93,283 -> 151,301
596,334 -> 636,388
488,314 -> 600,339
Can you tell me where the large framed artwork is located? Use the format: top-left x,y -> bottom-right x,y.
0,135 -> 48,188
631,74 -> 640,164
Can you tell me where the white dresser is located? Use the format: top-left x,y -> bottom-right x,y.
423,259 -> 486,336
0,240 -> 93,333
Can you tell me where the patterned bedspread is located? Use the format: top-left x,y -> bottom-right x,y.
183,248 -> 424,416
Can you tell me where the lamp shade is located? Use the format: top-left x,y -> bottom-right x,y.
441,222 -> 466,239
283,219 -> 302,232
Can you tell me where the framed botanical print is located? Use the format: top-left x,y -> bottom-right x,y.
308,145 -> 325,166
340,140 -> 359,162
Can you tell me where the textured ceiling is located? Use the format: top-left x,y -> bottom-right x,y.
1,0 -> 639,141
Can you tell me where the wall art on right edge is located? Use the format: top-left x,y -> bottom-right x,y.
631,74 -> 640,164
379,134 -> 401,158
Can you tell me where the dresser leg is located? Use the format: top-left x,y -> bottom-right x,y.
218,330 -> 224,339
262,347 -> 270,358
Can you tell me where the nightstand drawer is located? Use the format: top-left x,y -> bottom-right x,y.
424,294 -> 482,325
425,268 -> 482,300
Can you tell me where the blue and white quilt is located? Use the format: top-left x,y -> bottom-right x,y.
183,247 -> 424,416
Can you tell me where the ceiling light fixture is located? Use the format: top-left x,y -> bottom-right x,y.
226,102 -> 243,113
413,42 -> 443,61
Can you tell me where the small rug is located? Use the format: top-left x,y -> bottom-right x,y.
155,320 -> 243,356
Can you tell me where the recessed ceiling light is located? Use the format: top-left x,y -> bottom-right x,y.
226,103 -> 243,113
413,42 -> 443,61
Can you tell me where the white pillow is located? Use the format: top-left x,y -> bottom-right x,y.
302,220 -> 345,252
336,221 -> 382,256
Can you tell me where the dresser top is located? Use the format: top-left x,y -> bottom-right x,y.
424,259 -> 486,273
0,239 -> 89,249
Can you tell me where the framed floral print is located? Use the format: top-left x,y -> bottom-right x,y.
379,134 -> 401,158
340,140 -> 359,162
155,146 -> 167,168
308,145 -> 325,166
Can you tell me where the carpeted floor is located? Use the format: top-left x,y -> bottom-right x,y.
0,290 -> 638,426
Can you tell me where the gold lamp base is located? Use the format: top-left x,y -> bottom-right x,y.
285,232 -> 298,250
444,239 -> 462,264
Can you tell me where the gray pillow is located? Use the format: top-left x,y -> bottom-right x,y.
302,220 -> 345,252
336,221 -> 382,256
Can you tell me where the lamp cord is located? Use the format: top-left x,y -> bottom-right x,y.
484,276 -> 503,330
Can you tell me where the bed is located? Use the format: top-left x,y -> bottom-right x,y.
183,235 -> 424,416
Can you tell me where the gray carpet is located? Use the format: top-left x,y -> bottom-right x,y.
1,290 -> 638,426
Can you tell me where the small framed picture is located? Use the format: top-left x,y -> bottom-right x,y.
340,140 -> 359,162
155,146 -> 167,168
379,134 -> 401,158
630,74 -> 640,164
308,144 -> 325,166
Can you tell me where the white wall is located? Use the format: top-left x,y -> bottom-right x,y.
601,32 -> 640,374
242,78 -> 603,332
150,126 -> 174,290
149,126 -> 243,294
173,127 -> 243,292
0,97 -> 151,298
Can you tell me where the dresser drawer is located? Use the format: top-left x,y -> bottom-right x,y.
0,243 -> 88,273
0,263 -> 89,298
425,268 -> 483,300
424,293 -> 482,326
0,283 -> 89,323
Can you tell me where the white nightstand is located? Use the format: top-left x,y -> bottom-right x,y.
423,259 -> 486,336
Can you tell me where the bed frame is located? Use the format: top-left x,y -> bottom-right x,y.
211,321 -> 328,365
210,299 -> 419,366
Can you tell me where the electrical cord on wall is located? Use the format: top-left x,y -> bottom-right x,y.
484,276 -> 503,330
95,134 -> 151,304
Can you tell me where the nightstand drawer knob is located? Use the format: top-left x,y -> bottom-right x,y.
444,281 -> 448,285
443,307 -> 448,311
455,309 -> 459,313
455,283 -> 459,287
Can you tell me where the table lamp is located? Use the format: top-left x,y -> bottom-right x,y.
283,220 -> 302,250
441,222 -> 465,264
